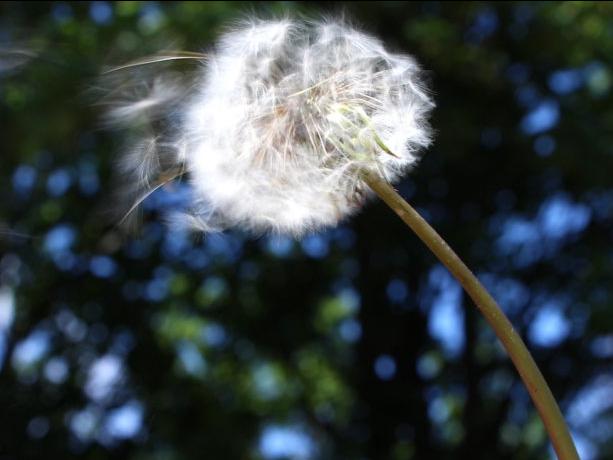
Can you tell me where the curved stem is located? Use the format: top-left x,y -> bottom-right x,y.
363,172 -> 579,460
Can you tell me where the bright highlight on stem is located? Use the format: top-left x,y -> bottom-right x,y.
363,171 -> 579,460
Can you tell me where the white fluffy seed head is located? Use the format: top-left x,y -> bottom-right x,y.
107,18 -> 434,236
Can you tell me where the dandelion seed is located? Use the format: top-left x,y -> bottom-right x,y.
106,18 -> 434,236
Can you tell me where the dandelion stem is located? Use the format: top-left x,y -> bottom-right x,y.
363,171 -> 579,460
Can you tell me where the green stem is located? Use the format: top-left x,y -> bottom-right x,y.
363,171 -> 579,460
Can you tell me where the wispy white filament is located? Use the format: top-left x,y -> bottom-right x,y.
108,18 -> 434,236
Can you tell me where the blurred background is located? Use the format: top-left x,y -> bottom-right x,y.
1,2 -> 612,459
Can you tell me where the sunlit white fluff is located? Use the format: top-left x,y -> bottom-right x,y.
108,18 -> 434,236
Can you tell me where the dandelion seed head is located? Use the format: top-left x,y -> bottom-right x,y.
108,18 -> 434,236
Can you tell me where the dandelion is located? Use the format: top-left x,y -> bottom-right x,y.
105,17 -> 578,460
106,18 -> 433,235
